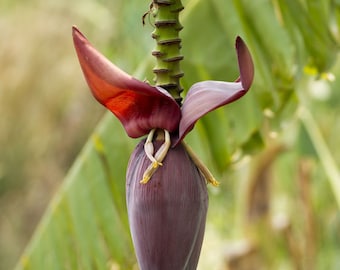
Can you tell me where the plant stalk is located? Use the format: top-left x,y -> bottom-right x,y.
151,0 -> 184,105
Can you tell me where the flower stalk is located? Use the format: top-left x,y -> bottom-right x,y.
72,1 -> 254,266
151,0 -> 184,104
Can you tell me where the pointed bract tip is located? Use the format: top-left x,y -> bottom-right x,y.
72,25 -> 83,39
235,36 -> 254,90
175,36 -> 255,145
72,26 -> 181,138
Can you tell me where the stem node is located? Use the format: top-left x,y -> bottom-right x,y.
151,0 -> 184,104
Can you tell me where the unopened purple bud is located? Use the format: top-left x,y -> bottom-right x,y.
126,139 -> 208,270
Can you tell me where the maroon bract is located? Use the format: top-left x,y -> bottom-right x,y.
72,27 -> 181,138
126,140 -> 208,270
72,25 -> 254,270
72,26 -> 254,146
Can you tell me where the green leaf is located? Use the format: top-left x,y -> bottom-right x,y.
16,115 -> 136,270
276,0 -> 338,72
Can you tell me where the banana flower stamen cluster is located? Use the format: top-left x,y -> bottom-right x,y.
142,129 -> 170,184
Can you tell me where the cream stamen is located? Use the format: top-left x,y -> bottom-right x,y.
141,129 -> 171,184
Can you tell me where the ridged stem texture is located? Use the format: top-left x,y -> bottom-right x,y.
151,0 -> 184,104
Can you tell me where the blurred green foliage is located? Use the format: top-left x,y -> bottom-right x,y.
1,0 -> 339,269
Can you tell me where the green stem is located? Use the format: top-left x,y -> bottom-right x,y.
151,0 -> 184,104
298,106 -> 340,209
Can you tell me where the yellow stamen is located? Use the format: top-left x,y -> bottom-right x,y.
152,161 -> 163,168
182,141 -> 220,186
141,129 -> 171,184
140,175 -> 151,184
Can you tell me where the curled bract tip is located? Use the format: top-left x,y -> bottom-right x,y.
173,36 -> 254,146
235,36 -> 254,90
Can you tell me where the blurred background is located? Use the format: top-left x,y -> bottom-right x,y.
0,0 -> 106,268
1,0 -> 340,269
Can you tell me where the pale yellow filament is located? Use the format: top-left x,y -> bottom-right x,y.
141,129 -> 171,184
182,141 -> 220,186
